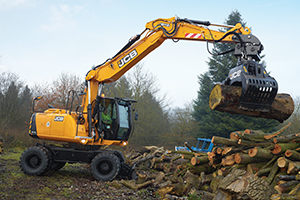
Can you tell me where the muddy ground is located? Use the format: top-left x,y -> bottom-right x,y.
0,149 -> 163,200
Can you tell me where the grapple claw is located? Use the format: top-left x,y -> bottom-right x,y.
224,60 -> 278,112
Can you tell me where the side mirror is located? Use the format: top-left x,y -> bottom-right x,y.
34,96 -> 43,101
32,96 -> 43,112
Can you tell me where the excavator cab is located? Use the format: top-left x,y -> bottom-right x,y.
93,96 -> 136,142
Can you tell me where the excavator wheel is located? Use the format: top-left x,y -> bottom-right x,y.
91,152 -> 120,181
20,146 -> 51,175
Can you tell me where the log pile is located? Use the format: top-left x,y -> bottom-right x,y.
117,124 -> 300,199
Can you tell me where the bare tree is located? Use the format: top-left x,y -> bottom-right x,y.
125,64 -> 170,147
167,102 -> 199,148
32,71 -> 84,110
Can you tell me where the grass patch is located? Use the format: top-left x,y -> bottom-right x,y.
0,148 -> 23,160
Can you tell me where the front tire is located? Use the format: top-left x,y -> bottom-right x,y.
20,146 -> 51,175
91,153 -> 120,181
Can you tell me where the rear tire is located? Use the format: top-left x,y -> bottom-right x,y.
91,153 -> 120,181
20,146 -> 50,175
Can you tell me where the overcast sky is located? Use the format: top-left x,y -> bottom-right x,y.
1,0 -> 299,108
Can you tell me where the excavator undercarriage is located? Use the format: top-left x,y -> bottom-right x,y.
20,143 -> 136,181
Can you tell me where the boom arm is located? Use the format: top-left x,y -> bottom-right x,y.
86,17 -> 252,84
84,17 -> 265,109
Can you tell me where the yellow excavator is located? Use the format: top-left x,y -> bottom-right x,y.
20,16 -> 278,181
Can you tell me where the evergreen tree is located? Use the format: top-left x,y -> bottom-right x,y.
193,10 -> 279,138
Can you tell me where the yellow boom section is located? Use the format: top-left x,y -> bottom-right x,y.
86,17 -> 251,84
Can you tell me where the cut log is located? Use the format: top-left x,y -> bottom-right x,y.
271,193 -> 299,200
187,163 -> 216,175
289,182 -> 300,196
285,149 -> 300,161
266,161 -> 279,184
209,84 -> 294,122
190,156 -> 209,166
222,147 -> 233,156
278,157 -> 291,168
264,123 -> 291,140
137,173 -> 148,184
218,167 -> 231,177
260,156 -> 278,170
182,170 -> 200,195
181,154 -> 194,160
120,179 -> 154,190
255,166 -> 272,177
274,180 -> 300,194
272,143 -> 300,155
221,154 -> 236,166
238,139 -> 270,147
216,147 -> 225,155
274,133 -> 300,144
230,131 -> 242,140
246,162 -> 268,174
211,136 -> 238,146
276,175 -> 298,181
248,146 -> 274,159
288,162 -> 300,174
235,153 -> 264,165
244,129 -> 265,134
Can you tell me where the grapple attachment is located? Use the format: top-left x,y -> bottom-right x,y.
224,60 -> 278,112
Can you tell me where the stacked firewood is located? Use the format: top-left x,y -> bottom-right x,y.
203,123 -> 300,199
121,146 -> 214,198
118,124 -> 300,199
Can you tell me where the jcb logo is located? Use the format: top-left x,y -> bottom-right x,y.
160,23 -> 170,27
231,70 -> 241,79
54,116 -> 64,122
118,49 -> 138,68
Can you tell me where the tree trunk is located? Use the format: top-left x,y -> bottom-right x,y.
217,168 -> 274,199
209,84 -> 294,122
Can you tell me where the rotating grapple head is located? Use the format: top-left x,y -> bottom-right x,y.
223,60 -> 278,112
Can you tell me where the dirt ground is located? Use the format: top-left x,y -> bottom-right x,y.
0,149 -> 161,200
